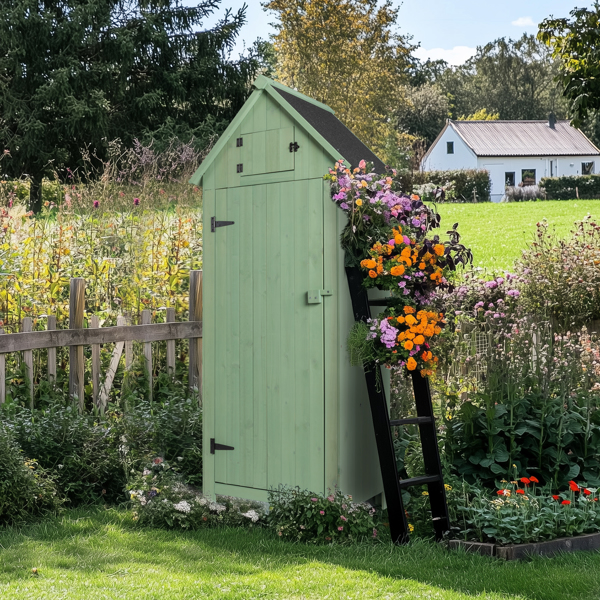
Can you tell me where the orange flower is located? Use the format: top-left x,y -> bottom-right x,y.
368,270 -> 378,278
414,335 -> 425,345
433,244 -> 445,256
562,499 -> 571,505
404,340 -> 414,350
584,488 -> 592,496
520,477 -> 530,486
569,481 -> 580,492
361,259 -> 376,269
406,357 -> 417,370
516,489 -> 525,495
396,316 -> 406,324
418,262 -> 426,270
410,194 -> 419,200
405,314 -> 417,326
376,264 -> 383,274
403,306 -> 416,314
529,476 -> 539,484
421,350 -> 432,361
390,265 -> 405,276
552,495 -> 560,501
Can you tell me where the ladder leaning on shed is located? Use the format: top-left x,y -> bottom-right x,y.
345,266 -> 450,544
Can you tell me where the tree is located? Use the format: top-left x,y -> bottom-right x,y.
0,0 -> 263,211
458,108 -> 499,121
396,83 -> 449,146
438,34 -> 567,122
538,3 -> 600,128
262,0 -> 412,161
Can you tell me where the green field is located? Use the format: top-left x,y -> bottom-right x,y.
2,508 -> 600,599
435,200 -> 600,271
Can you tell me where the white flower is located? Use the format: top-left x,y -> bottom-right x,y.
142,469 -> 151,476
241,509 -> 260,523
196,497 -> 209,506
209,502 -> 226,514
173,500 -> 192,514
177,457 -> 183,462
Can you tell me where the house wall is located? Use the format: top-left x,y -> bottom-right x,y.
476,155 -> 600,202
421,126 -> 477,171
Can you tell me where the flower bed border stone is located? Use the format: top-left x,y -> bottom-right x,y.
449,532 -> 600,560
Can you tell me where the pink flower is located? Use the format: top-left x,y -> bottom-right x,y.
340,515 -> 347,521
388,239 -> 395,247
133,197 -> 140,206
320,510 -> 325,515
402,236 -> 411,246
311,498 -> 318,502
93,200 -> 99,208
372,528 -> 378,538
338,526 -> 343,531
152,457 -> 164,465
327,495 -> 335,502
359,159 -> 366,170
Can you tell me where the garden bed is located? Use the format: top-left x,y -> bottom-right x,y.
449,532 -> 600,560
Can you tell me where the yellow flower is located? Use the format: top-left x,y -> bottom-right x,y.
408,524 -> 415,533
422,491 -> 429,496
444,484 -> 452,491
355,199 -> 363,206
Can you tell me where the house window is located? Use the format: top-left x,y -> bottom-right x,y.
582,161 -> 595,175
446,141 -> 454,154
521,169 -> 536,186
505,172 -> 515,187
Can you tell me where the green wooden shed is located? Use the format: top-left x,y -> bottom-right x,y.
190,75 -> 388,503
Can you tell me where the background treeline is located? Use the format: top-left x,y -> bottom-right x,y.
1,0 -> 597,203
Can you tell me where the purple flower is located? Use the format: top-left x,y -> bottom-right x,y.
403,236 -> 411,245
363,215 -> 370,221
398,281 -> 406,288
496,277 -> 504,284
507,289 -> 520,297
93,200 -> 99,208
412,218 -> 421,227
388,239 -> 395,247
494,313 -> 500,318
474,301 -> 484,308
333,192 -> 347,201
340,202 -> 349,210
133,197 -> 140,206
485,281 -> 498,289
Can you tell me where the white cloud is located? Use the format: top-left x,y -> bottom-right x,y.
413,46 -> 477,67
512,16 -> 536,27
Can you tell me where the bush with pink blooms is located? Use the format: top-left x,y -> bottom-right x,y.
267,487 -> 380,544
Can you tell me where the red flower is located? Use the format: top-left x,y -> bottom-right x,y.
529,476 -> 539,484
562,500 -> 571,505
520,477 -> 530,486
516,489 -> 525,495
552,495 -> 560,501
569,481 -> 580,492
584,488 -> 592,496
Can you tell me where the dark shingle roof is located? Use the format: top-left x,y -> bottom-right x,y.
275,88 -> 386,172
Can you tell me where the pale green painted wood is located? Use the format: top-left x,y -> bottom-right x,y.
251,185 -> 268,489
200,76 -> 383,503
202,186 -> 216,500
242,127 -> 294,176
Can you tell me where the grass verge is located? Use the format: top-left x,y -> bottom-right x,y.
435,200 -> 600,271
1,508 -> 600,599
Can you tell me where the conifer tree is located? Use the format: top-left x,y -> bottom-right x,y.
0,0 -> 262,211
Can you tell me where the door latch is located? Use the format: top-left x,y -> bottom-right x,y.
307,289 -> 333,304
289,141 -> 300,153
210,438 -> 235,454
211,216 -> 235,232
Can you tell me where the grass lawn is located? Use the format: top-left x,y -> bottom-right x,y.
1,509 -> 600,599
435,200 -> 600,271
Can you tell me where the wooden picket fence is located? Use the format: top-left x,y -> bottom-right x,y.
0,271 -> 203,411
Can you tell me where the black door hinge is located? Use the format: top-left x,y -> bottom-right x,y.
289,142 -> 299,152
210,438 -> 235,454
211,216 -> 235,232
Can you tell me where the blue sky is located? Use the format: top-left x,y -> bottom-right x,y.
200,0 -> 587,65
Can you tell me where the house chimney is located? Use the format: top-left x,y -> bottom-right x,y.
549,113 -> 556,129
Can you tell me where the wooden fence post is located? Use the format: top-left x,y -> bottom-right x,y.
23,317 -> 33,408
0,328 -> 4,405
188,270 -> 202,401
69,278 -> 86,411
166,307 -> 175,375
91,315 -> 100,409
142,310 -> 152,402
47,315 -> 56,383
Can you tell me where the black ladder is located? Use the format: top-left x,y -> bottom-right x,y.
346,265 -> 450,544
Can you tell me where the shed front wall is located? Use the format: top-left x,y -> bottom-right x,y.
202,90 -> 382,502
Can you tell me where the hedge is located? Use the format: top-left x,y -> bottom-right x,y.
539,175 -> 600,200
411,169 -> 491,202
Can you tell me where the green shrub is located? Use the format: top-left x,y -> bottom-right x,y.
516,217 -> 600,328
540,174 -> 600,200
413,169 -> 491,202
2,381 -> 202,506
267,487 -> 379,544
0,426 -> 63,525
128,458 -> 264,530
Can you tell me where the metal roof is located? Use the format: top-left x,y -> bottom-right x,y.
449,119 -> 600,157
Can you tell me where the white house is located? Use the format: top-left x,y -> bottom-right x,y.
421,117 -> 600,201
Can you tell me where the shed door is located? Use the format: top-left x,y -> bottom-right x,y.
241,126 -> 295,176
213,179 -> 325,493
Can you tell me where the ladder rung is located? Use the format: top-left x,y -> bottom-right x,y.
398,474 -> 440,489
390,416 -> 434,426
